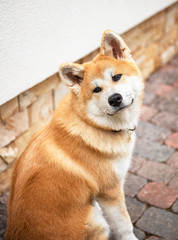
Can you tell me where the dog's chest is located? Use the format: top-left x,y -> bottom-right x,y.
111,133 -> 135,183
112,156 -> 131,184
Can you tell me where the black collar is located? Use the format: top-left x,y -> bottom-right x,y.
111,126 -> 136,133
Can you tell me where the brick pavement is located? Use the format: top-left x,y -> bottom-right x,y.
0,56 -> 178,239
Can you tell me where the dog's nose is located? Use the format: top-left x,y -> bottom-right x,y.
108,93 -> 123,107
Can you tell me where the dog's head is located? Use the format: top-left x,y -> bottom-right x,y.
59,30 -> 144,131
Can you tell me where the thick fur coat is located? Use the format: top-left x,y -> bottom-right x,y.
6,30 -> 144,240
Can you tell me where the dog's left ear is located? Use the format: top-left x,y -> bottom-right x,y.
100,30 -> 131,60
59,63 -> 84,95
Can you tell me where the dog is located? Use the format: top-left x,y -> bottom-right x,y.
6,30 -> 144,240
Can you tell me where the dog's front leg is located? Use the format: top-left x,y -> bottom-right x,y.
97,185 -> 138,240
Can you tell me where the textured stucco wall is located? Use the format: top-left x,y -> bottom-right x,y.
0,0 -> 176,105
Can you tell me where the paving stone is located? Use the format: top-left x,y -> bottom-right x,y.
161,46 -> 177,66
152,111 -> 178,131
160,62 -> 178,72
0,202 -> 7,236
140,105 -> 158,121
133,227 -> 146,240
137,161 -> 176,183
136,207 -> 178,240
124,173 -> 147,197
143,91 -> 156,105
151,96 -> 178,114
129,155 -> 147,174
145,81 -> 160,97
134,139 -> 174,162
169,175 -> 178,190
147,72 -> 164,85
148,67 -> 178,85
174,79 -> 178,88
169,55 -> 178,67
167,151 -> 178,169
172,199 -> 178,213
165,132 -> 178,149
152,84 -> 177,100
126,197 -> 146,223
137,182 -> 178,209
0,192 -> 9,205
136,121 -> 171,143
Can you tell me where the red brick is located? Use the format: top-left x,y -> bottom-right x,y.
6,109 -> 29,137
0,157 -> 8,173
19,91 -> 37,111
0,143 -> 18,164
138,182 -> 178,209
0,97 -> 18,121
137,161 -> 176,183
165,132 -> 178,149
169,175 -> 178,190
0,109 -> 29,148
160,63 -> 176,73
174,79 -> 178,88
129,155 -> 147,174
140,105 -> 157,121
167,151 -> 178,168
0,123 -> 15,149
28,91 -> 53,126
153,84 -> 175,99
169,55 -> 178,67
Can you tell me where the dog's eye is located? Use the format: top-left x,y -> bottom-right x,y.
112,74 -> 122,82
93,87 -> 102,93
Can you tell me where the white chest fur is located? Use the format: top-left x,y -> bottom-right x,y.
112,132 -> 135,184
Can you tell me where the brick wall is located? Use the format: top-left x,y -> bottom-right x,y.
0,2 -> 177,194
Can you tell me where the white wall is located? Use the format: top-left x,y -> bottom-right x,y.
0,0 -> 176,105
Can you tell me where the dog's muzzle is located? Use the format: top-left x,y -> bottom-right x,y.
107,98 -> 134,116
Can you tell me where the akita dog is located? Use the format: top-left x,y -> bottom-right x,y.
6,30 -> 144,240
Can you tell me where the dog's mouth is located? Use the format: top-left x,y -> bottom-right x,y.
107,99 -> 134,116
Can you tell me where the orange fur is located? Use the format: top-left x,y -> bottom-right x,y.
6,30 -> 143,240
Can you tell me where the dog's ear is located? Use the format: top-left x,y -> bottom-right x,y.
59,63 -> 84,95
100,30 -> 131,60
